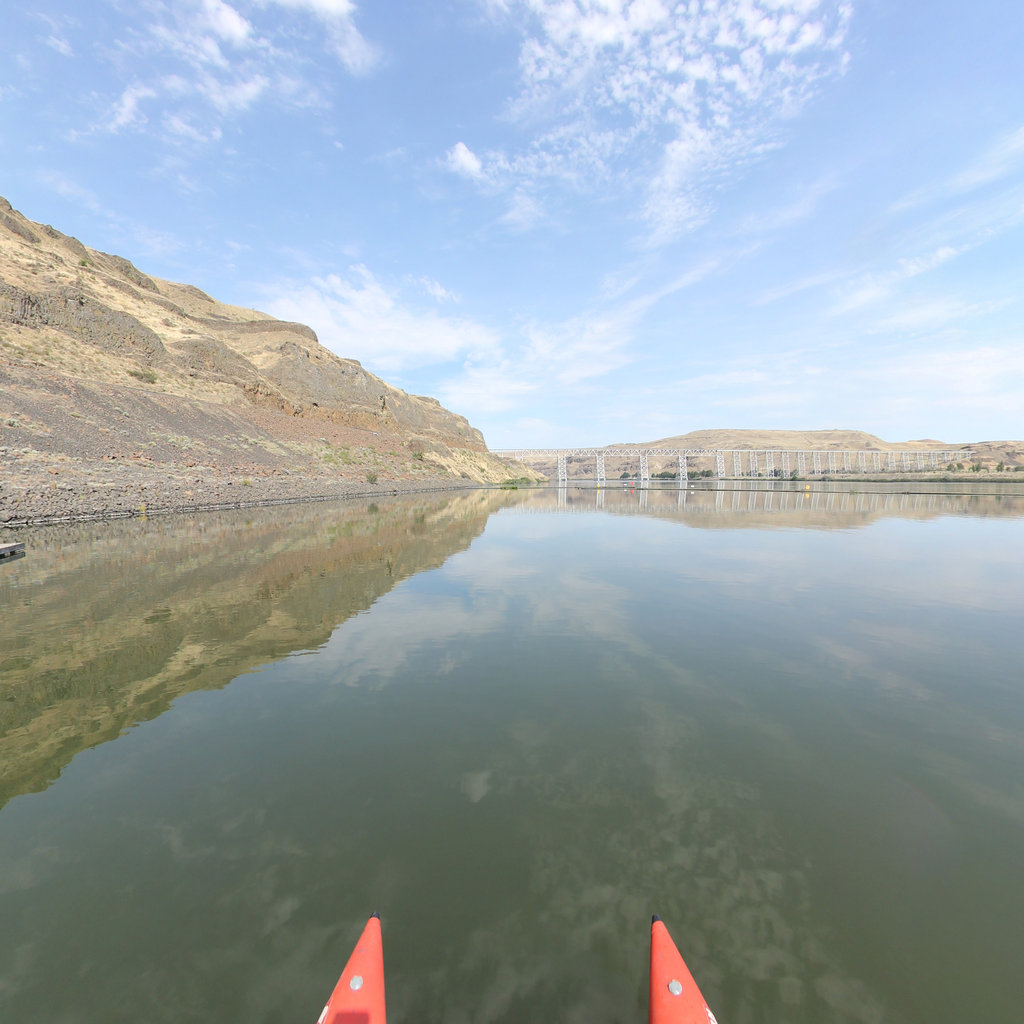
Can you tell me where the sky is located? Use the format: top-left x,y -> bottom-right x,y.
1,0 -> 1022,448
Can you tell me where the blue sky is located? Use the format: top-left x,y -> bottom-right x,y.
2,0 -> 1022,448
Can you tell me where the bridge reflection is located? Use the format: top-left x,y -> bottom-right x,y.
505,482 -> 1024,526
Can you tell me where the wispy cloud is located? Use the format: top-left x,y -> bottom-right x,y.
436,253 -> 723,420
893,124 -> 1024,212
452,0 -> 852,244
498,189 -> 543,230
871,297 -> 1011,335
45,34 -> 74,57
871,343 -> 1024,423
737,175 -> 841,235
832,245 -> 961,313
82,0 -> 377,142
260,264 -> 498,374
108,82 -> 158,131
36,170 -> 187,259
37,171 -> 106,214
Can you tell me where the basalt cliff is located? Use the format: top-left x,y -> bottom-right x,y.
0,196 -> 524,524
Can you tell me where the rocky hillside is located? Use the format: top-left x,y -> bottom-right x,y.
0,196 -> 527,524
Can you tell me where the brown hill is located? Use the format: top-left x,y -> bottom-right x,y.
636,429 -> 1020,470
0,196 -> 529,524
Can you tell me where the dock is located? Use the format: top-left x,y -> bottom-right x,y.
0,541 -> 26,560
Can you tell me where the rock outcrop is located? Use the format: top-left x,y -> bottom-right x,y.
0,195 -> 522,519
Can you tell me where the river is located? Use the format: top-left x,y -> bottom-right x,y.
1,482 -> 1022,1023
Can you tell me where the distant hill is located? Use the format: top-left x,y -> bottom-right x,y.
632,429 -> 1020,469
508,428 -> 1021,480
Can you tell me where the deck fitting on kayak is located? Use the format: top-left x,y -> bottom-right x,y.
668,980 -> 683,995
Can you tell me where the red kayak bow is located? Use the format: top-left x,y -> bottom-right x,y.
317,913 -> 386,1024
318,912 -> 716,1024
649,916 -> 718,1024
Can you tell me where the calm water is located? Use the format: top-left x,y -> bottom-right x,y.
2,484 -> 1023,1023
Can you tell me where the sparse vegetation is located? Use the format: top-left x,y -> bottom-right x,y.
127,368 -> 157,384
366,471 -> 378,484
320,444 -> 354,465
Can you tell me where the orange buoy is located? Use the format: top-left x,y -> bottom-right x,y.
649,916 -> 718,1024
317,913 -> 387,1024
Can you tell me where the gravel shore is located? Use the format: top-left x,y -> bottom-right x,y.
0,453 -> 476,528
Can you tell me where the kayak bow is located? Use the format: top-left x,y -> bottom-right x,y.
317,912 -> 715,1024
649,915 -> 718,1024
317,913 -> 387,1024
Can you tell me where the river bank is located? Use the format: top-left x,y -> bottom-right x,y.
0,451 -> 481,528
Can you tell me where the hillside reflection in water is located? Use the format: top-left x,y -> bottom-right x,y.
1,483 -> 1022,1024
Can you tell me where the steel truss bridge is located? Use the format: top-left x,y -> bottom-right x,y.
493,448 -> 973,486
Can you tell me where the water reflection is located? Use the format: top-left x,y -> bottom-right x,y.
0,490 -> 514,809
518,480 -> 1024,525
1,485 -> 1022,1024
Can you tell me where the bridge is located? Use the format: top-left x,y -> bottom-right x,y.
493,447 -> 973,486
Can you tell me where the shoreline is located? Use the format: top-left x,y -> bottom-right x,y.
0,456 -> 487,530
5,457 -> 1022,531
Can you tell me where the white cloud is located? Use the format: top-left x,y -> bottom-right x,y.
38,171 -> 105,213
266,0 -> 357,17
109,83 -> 157,131
894,125 -> 1024,212
437,364 -> 540,416
45,35 -> 74,56
871,297 -> 1009,334
201,0 -> 252,45
833,245 -> 961,313
446,141 -> 484,179
260,265 -> 499,373
418,277 -> 458,302
437,253 -> 722,419
202,71 -> 270,113
265,0 -> 378,73
467,0 -> 852,244
738,175 -> 840,235
86,0 -> 377,141
499,189 -> 543,230
869,344 -> 1024,423
162,112 -> 224,143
